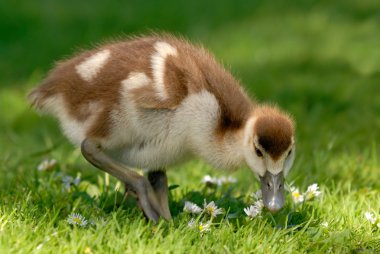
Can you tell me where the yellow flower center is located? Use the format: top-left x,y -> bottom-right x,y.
292,192 -> 301,199
73,217 -> 82,224
84,247 -> 93,254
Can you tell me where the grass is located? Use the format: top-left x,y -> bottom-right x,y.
1,0 -> 380,253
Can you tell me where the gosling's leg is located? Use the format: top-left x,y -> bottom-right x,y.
80,139 -> 165,222
147,170 -> 172,220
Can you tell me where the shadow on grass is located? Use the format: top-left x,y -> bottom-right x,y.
169,184 -> 320,231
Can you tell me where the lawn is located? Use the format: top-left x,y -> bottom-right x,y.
0,0 -> 379,253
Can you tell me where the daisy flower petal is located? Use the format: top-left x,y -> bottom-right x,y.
198,221 -> 211,236
304,183 -> 321,200
244,205 -> 258,219
203,200 -> 223,217
67,213 -> 88,227
244,199 -> 264,219
321,221 -> 329,228
187,218 -> 196,228
290,187 -> 304,204
201,175 -> 218,186
62,175 -> 81,191
202,175 -> 237,187
184,201 -> 202,214
251,190 -> 262,200
365,212 -> 376,224
218,176 -> 237,185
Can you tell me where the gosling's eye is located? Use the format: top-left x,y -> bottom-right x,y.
287,149 -> 292,157
255,147 -> 263,157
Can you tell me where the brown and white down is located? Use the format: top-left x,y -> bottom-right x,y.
28,34 -> 296,222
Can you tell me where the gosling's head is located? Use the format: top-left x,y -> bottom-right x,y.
243,106 -> 295,213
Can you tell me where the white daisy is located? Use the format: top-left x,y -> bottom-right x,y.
198,221 -> 211,236
202,175 -> 237,187
62,175 -> 81,191
244,200 -> 264,219
254,199 -> 264,210
251,189 -> 262,200
321,221 -> 329,228
290,186 -> 304,204
244,205 -> 259,219
67,213 -> 88,227
187,218 -> 196,228
37,159 -> 57,171
365,212 -> 376,224
304,183 -> 321,200
218,176 -> 237,185
183,201 -> 202,214
203,200 -> 223,217
201,175 -> 219,186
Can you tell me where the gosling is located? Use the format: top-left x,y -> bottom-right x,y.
28,34 -> 295,222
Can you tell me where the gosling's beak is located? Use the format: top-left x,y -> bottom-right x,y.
260,171 -> 284,213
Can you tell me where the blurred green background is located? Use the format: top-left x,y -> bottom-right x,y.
1,0 -> 379,188
2,0 -> 380,86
